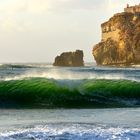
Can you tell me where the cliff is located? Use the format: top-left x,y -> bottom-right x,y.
93,8 -> 140,65
53,50 -> 84,67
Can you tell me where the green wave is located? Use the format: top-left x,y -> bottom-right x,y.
0,78 -> 140,108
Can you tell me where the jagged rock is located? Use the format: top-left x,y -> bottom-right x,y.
53,50 -> 84,67
93,4 -> 140,66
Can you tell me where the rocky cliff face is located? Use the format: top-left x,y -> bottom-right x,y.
53,50 -> 84,67
93,12 -> 140,65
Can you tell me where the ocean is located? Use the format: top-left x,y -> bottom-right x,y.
0,63 -> 140,139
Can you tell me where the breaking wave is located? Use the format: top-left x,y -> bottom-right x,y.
1,123 -> 140,140
0,78 -> 139,108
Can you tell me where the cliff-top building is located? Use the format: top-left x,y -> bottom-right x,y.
101,4 -> 140,42
124,4 -> 140,13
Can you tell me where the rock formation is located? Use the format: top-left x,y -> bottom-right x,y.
53,50 -> 84,67
93,4 -> 140,66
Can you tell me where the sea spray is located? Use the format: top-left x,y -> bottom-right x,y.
0,68 -> 135,81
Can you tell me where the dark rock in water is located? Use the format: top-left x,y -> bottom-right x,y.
53,50 -> 84,67
93,4 -> 140,66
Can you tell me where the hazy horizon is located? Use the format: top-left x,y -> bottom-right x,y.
0,0 -> 139,63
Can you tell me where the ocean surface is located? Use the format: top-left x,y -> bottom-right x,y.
0,63 -> 140,139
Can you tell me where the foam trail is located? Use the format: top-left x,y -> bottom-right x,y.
1,124 -> 140,140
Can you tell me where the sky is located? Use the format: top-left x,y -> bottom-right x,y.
0,0 -> 139,63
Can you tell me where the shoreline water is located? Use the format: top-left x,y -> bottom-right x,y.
0,108 -> 140,139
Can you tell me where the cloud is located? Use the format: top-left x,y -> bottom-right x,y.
48,0 -> 104,11
0,0 -> 139,32
0,18 -> 33,32
1,0 -> 139,15
25,0 -> 48,14
0,0 -> 48,15
0,0 -> 48,32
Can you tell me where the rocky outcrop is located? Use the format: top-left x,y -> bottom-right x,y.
53,50 -> 84,67
93,7 -> 140,66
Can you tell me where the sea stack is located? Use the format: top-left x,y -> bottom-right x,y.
53,50 -> 84,67
93,4 -> 140,66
